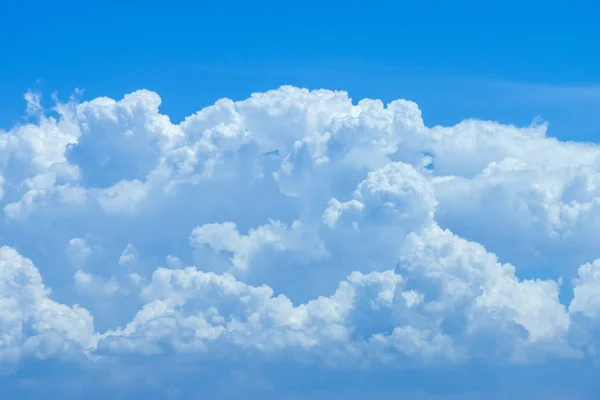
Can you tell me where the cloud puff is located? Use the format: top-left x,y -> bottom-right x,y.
2,85 -> 600,375
0,247 -> 94,363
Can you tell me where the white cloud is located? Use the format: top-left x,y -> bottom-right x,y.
0,246 -> 94,362
118,243 -> 137,266
74,270 -> 121,297
66,238 -> 93,268
398,225 -> 571,351
0,85 -> 599,372
190,220 -> 326,273
96,266 -> 411,363
569,260 -> 600,318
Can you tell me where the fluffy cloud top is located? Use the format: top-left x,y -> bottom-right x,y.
2,86 -> 600,373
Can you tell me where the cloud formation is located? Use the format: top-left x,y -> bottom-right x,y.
2,86 -> 600,375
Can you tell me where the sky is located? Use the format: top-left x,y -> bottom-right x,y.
2,1 -> 600,399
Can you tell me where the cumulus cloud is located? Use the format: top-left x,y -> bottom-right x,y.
570,260 -> 600,318
1,85 -> 600,374
0,247 -> 94,363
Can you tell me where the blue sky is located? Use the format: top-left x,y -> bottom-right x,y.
2,1 -> 600,138
2,1 -> 600,399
